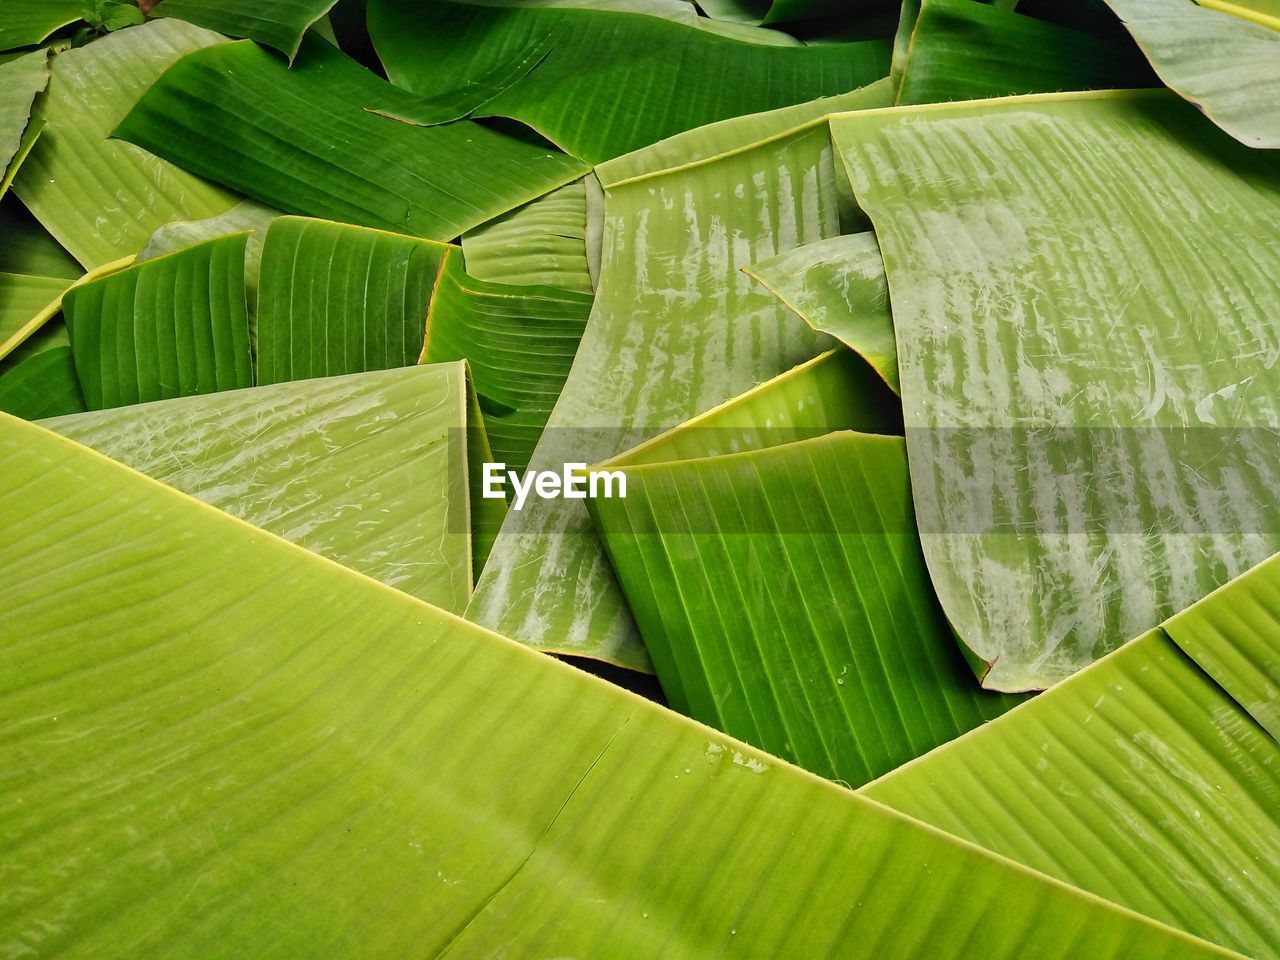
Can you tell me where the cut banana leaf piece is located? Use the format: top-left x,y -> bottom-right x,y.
138,200 -> 281,321
1103,0 -> 1280,148
832,90 -> 1280,691
864,554 -> 1280,959
465,92 -> 888,671
66,234 -> 251,410
608,349 -> 899,468
596,77 -> 893,185
589,353 -> 1020,788
471,0 -> 700,16
0,50 -> 48,179
0,273 -> 72,360
895,0 -> 1155,105
0,254 -> 132,361
1164,553 -> 1280,739
0,1 -> 83,51
0,116 -> 43,201
0,322 -> 85,420
12,21 -> 237,269
138,200 -> 280,266
744,233 -> 899,393
367,0 -> 891,163
255,217 -> 449,385
462,179 -> 595,294
44,364 -> 481,613
424,248 -> 592,476
152,0 -> 341,60
114,36 -> 589,243
0,411 -> 1242,960
367,31 -> 555,126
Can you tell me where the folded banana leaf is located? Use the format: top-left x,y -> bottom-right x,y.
423,248 -> 593,476
152,0 -> 340,59
0,410 -> 1239,959
114,36 -> 589,243
745,233 -> 899,393
589,353 -> 1022,789
864,552 -> 1280,959
831,90 -> 1280,691
367,0 -> 891,162
43,364 -> 485,613
1103,0 -> 1280,148
12,20 -> 237,269
464,87 -> 901,671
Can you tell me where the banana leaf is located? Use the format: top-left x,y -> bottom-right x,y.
255,217 -> 449,385
744,233 -> 899,393
831,90 -> 1280,691
604,348 -> 898,467
1102,0 -> 1280,148
697,0 -> 864,24
423,248 -> 593,476
0,410 -> 1241,959
0,254 -> 132,362
43,364 -> 484,613
366,32 -> 556,127
895,0 -> 1155,105
113,36 -> 590,243
0,203 -> 79,279
0,117 -> 43,201
0,1 -> 83,51
138,200 -> 280,326
444,0 -> 702,17
139,201 -> 280,266
1163,551 -> 1280,738
0,274 -> 71,358
589,353 -> 1022,788
0,323 -> 85,419
863,554 -> 1280,958
367,0 -> 891,163
462,179 -> 596,294
12,20 -> 237,269
890,0 -> 1017,91
0,50 -> 47,179
152,0 -> 340,60
464,87 -> 903,671
66,234 -> 252,410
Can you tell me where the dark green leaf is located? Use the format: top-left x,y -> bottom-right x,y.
66,233 -> 253,409
367,0 -> 891,163
254,217 -> 448,385
114,36 -> 590,242
424,247 -> 592,475
151,0 -> 340,59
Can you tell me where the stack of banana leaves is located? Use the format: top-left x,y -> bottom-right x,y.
1,0 -> 1278,956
